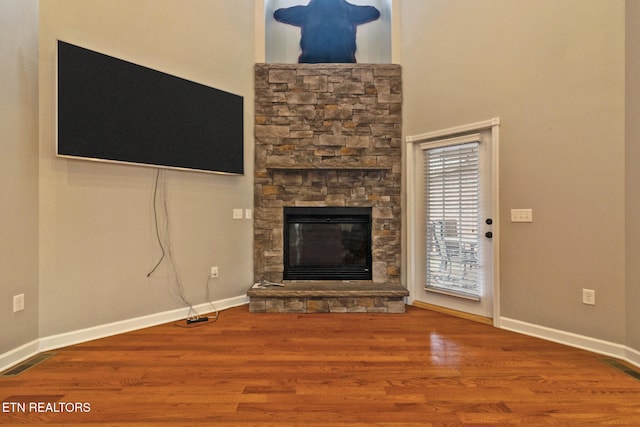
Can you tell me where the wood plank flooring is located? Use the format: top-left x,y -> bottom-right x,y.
1,305 -> 640,425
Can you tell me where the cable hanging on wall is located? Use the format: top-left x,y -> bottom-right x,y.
146,168 -> 204,324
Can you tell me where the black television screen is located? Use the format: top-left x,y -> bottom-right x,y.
57,40 -> 244,175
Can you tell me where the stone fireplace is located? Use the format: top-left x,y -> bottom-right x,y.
250,63 -> 407,313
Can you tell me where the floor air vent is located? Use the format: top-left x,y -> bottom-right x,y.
1,353 -> 55,377
601,358 -> 640,381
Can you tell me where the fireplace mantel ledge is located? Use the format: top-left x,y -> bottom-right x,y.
264,163 -> 392,171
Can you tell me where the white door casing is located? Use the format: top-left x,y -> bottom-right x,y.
406,118 -> 500,323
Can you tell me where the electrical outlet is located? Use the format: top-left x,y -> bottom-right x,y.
210,266 -> 219,279
233,209 -> 243,220
13,294 -> 25,312
582,289 -> 595,306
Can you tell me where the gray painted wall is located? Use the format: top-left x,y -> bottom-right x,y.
626,0 -> 640,352
0,0 -> 40,355
400,0 -> 628,343
38,0 -> 255,337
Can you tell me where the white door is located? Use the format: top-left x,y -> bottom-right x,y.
407,119 -> 499,321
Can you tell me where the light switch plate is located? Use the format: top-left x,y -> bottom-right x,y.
13,294 -> 24,312
511,209 -> 533,223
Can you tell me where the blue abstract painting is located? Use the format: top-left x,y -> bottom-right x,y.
274,0 -> 381,63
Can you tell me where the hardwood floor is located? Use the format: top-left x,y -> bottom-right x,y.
1,305 -> 640,425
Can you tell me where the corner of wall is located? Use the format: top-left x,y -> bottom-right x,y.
0,0 -> 40,357
625,0 -> 640,355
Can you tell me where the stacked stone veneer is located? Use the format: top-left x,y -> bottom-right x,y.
254,63 -> 402,286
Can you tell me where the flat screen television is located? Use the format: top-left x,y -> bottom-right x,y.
56,40 -> 244,175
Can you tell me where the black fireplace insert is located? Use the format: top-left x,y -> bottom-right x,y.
283,207 -> 372,280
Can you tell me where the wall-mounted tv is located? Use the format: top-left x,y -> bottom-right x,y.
57,40 -> 244,175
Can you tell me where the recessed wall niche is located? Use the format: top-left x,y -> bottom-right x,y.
265,0 -> 392,64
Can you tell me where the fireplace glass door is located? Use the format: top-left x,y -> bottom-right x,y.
284,207 -> 372,280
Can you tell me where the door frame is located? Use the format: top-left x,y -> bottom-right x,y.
406,118 -> 501,325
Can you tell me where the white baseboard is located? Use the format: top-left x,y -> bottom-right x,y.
626,346 -> 640,368
0,295 -> 248,373
0,339 -> 40,374
500,316 -> 639,369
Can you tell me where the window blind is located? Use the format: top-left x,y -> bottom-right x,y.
424,142 -> 481,298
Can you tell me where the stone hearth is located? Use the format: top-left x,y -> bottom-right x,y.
252,63 -> 405,312
247,281 -> 408,313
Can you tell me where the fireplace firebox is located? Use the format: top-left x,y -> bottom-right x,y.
283,207 -> 373,281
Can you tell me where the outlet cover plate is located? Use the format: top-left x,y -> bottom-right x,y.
582,289 -> 596,305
